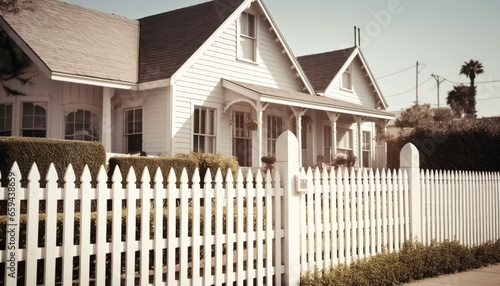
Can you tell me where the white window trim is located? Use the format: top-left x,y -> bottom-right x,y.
237,11 -> 258,64
191,103 -> 220,153
340,64 -> 353,92
21,101 -> 49,137
63,104 -> 101,142
123,107 -> 143,153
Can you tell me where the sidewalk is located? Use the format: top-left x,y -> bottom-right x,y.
404,264 -> 500,285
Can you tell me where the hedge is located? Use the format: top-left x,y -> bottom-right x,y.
0,137 -> 106,187
109,152 -> 240,187
387,118 -> 500,171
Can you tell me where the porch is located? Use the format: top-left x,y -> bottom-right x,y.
222,79 -> 394,169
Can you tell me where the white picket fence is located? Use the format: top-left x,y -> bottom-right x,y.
1,132 -> 500,285
298,165 -> 500,275
0,162 -> 285,285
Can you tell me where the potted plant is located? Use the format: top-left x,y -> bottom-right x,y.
245,118 -> 258,131
333,153 -> 348,171
261,155 -> 276,171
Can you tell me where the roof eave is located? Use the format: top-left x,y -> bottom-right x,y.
0,17 -> 52,79
51,72 -> 137,90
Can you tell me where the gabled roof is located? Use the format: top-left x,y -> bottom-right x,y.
138,0 -> 244,83
297,47 -> 356,93
0,0 -> 139,85
298,46 -> 388,109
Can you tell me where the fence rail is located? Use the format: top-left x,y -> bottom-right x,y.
1,134 -> 500,285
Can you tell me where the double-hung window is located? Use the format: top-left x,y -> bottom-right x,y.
362,131 -> 371,168
232,111 -> 252,166
337,128 -> 352,155
124,108 -> 142,153
267,115 -> 282,156
193,106 -> 216,153
0,103 -> 12,136
239,12 -> 256,62
22,102 -> 46,138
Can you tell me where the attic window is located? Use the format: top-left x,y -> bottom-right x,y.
239,12 -> 256,62
342,64 -> 353,90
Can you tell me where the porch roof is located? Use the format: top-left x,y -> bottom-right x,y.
222,79 -> 395,120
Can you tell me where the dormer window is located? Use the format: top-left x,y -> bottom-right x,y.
239,12 -> 256,62
342,64 -> 352,90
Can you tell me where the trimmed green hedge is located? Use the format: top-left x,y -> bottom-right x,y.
109,152 -> 239,187
0,137 -> 106,187
108,156 -> 198,187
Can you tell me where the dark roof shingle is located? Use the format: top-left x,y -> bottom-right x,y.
138,0 -> 244,83
297,47 -> 356,93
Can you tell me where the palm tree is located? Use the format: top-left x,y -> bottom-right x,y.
459,60 -> 484,117
446,85 -> 469,117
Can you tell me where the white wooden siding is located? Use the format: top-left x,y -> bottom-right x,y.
172,6 -> 304,155
325,57 -> 376,108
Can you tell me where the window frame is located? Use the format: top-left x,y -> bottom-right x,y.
341,64 -> 353,91
21,102 -> 47,138
232,111 -> 252,167
193,106 -> 217,154
64,108 -> 100,142
238,12 -> 257,63
124,107 -> 143,153
362,131 -> 371,168
336,127 -> 353,155
266,115 -> 283,157
0,103 -> 13,136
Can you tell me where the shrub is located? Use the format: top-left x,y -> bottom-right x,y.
0,137 -> 106,187
109,152 -> 239,188
301,239 -> 500,285
388,117 -> 500,171
174,152 -> 239,185
108,156 -> 198,187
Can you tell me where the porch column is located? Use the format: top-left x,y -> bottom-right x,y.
257,109 -> 263,164
102,87 -> 115,152
354,115 -> 366,168
327,112 -> 340,163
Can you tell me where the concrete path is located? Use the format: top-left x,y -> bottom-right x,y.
403,264 -> 500,285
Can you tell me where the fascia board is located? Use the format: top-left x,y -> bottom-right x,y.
51,72 -> 136,90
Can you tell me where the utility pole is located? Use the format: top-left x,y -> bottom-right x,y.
416,61 -> 419,104
431,74 -> 445,108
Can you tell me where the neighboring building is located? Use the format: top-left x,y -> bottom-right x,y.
0,0 -> 394,169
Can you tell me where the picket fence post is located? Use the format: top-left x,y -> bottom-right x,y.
399,143 -> 422,241
275,131 -> 301,285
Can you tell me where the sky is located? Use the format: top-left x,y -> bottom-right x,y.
65,0 -> 500,117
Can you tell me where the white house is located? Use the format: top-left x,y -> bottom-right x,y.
0,0 -> 394,169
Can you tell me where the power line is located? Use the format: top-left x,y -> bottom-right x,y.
385,77 -> 433,98
376,65 -> 415,80
443,78 -> 500,85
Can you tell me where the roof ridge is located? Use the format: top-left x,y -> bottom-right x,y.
297,46 -> 356,59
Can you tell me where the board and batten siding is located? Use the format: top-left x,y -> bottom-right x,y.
172,6 -> 304,155
112,88 -> 169,155
325,57 -> 377,108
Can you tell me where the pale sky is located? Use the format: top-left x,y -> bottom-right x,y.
66,0 -> 500,117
